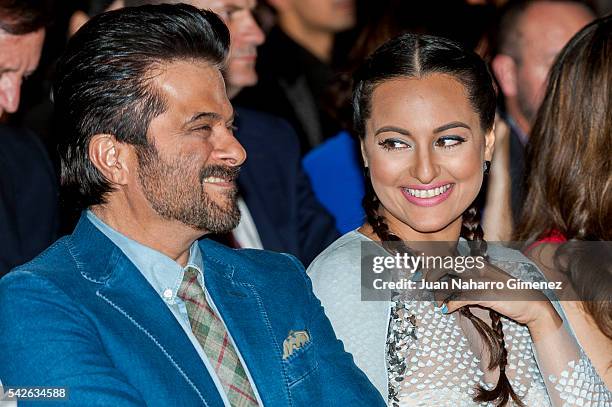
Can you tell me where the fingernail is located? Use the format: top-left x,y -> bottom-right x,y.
438,304 -> 448,314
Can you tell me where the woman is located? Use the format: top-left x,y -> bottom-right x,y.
307,33 -> 610,406
516,15 -> 612,386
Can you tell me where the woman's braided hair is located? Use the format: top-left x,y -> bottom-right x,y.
355,33 -> 523,406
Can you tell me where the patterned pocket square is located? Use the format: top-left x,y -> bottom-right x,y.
282,330 -> 310,359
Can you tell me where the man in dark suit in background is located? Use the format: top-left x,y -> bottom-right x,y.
125,0 -> 339,266
234,0 -> 356,153
0,0 -> 58,277
489,0 -> 594,224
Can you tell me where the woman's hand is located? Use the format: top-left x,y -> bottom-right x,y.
427,261 -> 563,336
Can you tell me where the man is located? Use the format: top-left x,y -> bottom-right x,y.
0,0 -> 58,277
0,5 -> 384,406
490,0 -> 594,222
234,0 -> 356,153
126,0 -> 340,266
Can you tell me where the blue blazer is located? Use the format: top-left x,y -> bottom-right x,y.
235,108 -> 340,266
0,215 -> 384,406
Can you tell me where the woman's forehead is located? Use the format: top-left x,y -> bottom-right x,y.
368,74 -> 479,131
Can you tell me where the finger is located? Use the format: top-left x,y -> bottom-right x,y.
434,290 -> 485,314
421,265 -> 448,284
432,287 -> 460,308
444,299 -> 485,314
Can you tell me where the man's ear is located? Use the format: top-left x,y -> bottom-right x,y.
68,11 -> 89,38
88,134 -> 132,186
491,54 -> 518,98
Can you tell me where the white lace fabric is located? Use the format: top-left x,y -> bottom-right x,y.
390,298 -> 552,406
390,259 -> 612,407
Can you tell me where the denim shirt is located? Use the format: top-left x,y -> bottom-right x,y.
86,210 -> 262,406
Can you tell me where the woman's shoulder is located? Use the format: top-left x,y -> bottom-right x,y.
307,231 -> 369,275
484,244 -> 561,297
486,243 -> 535,265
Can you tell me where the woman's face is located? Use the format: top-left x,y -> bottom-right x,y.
361,74 -> 494,240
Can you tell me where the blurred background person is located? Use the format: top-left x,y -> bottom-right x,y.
68,0 -> 125,36
489,0 -> 595,226
18,1 -> 129,238
234,0 -> 357,153
0,0 -> 58,277
516,15 -> 612,386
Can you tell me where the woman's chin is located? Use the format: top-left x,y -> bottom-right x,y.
401,219 -> 456,236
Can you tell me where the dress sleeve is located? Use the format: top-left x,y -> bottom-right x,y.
530,304 -> 611,406
515,261 -> 611,406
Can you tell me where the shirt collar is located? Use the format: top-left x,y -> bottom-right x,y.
86,210 -> 204,304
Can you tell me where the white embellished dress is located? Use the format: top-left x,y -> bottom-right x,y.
307,231 -> 611,406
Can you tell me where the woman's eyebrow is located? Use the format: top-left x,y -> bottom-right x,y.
433,121 -> 471,133
374,126 -> 411,136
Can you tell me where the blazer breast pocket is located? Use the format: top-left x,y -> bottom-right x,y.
282,330 -> 319,387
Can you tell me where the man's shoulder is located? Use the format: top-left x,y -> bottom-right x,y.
0,125 -> 50,163
199,238 -> 308,286
235,107 -> 297,142
0,125 -> 56,190
3,237 -> 74,281
234,107 -> 301,166
201,237 -> 303,267
309,232 -> 364,269
0,236 -> 81,308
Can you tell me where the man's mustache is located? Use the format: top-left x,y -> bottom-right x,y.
199,165 -> 241,183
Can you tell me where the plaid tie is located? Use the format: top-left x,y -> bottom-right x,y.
178,267 -> 258,406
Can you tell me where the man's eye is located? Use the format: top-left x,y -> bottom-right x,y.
435,136 -> 466,149
217,7 -> 240,20
193,125 -> 212,133
378,139 -> 410,151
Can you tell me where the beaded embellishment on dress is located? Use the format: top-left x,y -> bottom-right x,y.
387,295 -> 418,407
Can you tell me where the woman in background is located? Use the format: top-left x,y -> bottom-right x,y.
308,32 -> 611,406
516,15 -> 612,386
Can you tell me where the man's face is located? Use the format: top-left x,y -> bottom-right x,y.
0,28 -> 45,116
513,1 -> 593,123
184,0 -> 264,96
287,0 -> 355,33
135,60 -> 246,233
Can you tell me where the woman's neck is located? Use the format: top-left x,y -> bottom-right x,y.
360,210 -> 463,243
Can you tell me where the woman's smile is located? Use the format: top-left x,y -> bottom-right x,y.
401,183 -> 454,207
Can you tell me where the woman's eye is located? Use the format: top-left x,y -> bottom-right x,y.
435,136 -> 466,149
378,139 -> 410,150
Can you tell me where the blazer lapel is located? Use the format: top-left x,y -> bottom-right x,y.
200,241 -> 290,406
98,254 -> 225,406
71,216 -> 224,406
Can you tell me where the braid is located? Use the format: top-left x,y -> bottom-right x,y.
460,205 -> 488,256
472,311 -> 524,406
460,203 -> 525,407
363,172 -> 402,252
